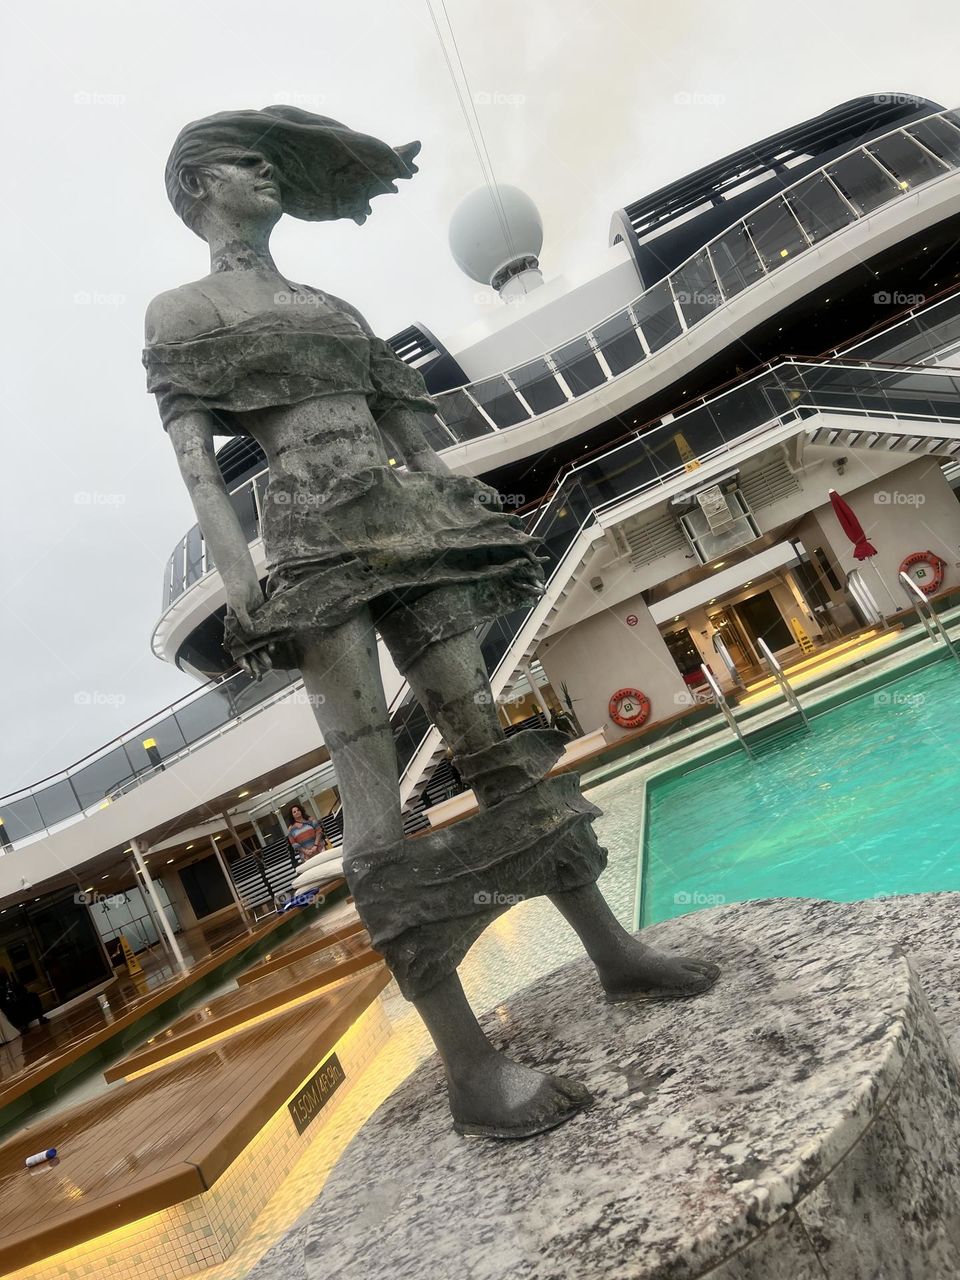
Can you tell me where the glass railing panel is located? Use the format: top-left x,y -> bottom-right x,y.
0,794 -> 45,842
185,524 -> 204,588
744,196 -> 809,270
229,482 -> 259,542
71,745 -> 139,807
579,434 -> 664,504
866,132 -> 950,188
163,552 -> 176,609
254,470 -> 269,514
671,250 -> 723,326
707,374 -> 797,440
35,778 -> 80,828
632,280 -> 683,352
826,150 -> 899,215
468,376 -> 530,430
122,718 -> 190,775
552,337 -> 607,395
709,223 -> 765,299
509,358 -> 569,415
174,683 -> 244,746
230,667 -> 294,714
434,389 -> 495,442
170,535 -> 188,602
784,172 -> 858,243
905,117 -> 960,167
418,414 -> 460,452
592,310 -> 644,375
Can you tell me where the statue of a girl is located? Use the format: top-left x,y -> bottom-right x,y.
145,106 -> 718,1139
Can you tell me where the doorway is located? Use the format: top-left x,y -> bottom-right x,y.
733,590 -> 793,653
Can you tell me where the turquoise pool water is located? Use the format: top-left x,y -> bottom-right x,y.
641,658 -> 960,927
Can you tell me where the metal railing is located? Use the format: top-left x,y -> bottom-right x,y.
756,638 -> 810,727
700,665 -> 752,757
899,571 -> 960,661
161,107 -> 960,607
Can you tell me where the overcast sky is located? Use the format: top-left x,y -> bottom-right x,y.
1,0 -> 958,793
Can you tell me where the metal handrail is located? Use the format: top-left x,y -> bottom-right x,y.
899,571 -> 960,661
756,638 -> 810,727
712,635 -> 744,688
700,664 -> 752,757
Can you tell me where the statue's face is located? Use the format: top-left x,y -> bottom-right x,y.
193,151 -> 282,231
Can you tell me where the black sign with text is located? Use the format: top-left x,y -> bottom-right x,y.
289,1052 -> 346,1135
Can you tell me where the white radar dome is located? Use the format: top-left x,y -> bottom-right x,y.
449,184 -> 544,290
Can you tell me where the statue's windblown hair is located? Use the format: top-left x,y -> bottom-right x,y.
165,104 -> 420,233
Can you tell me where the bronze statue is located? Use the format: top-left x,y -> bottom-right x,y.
145,106 -> 718,1138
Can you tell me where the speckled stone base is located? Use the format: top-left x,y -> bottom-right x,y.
297,898 -> 960,1280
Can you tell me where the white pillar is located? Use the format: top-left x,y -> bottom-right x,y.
131,838 -> 188,975
520,660 -> 552,720
130,856 -> 175,965
208,833 -> 254,933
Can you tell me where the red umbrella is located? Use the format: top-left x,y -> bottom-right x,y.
828,488 -> 897,619
828,489 -> 876,560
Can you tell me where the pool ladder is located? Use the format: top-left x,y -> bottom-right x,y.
899,571 -> 959,662
700,637 -> 810,758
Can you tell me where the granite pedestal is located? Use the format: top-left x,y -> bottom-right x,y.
297,898 -> 960,1279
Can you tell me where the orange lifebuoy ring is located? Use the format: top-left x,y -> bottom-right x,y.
899,550 -> 945,596
608,687 -> 651,729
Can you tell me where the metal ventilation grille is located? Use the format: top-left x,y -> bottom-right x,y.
625,514 -> 687,566
739,458 -> 802,511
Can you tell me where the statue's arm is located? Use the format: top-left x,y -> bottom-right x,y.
166,409 -> 265,624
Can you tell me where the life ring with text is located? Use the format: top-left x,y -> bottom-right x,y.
899,550 -> 945,596
608,687 -> 651,730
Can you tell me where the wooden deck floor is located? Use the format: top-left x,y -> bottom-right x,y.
236,913 -> 365,985
105,931 -> 383,1082
0,886 -> 344,1118
0,966 -> 389,1275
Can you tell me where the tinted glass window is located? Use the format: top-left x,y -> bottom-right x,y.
509,359 -> 568,415
826,151 -> 899,215
867,132 -> 949,187
905,117 -> 960,167
592,310 -> 644,375
709,223 -> 765,298
672,251 -> 723,325
632,280 -> 682,351
745,197 -> 808,270
469,376 -> 530,430
785,173 -> 857,243
436,387 -> 500,439
551,337 -> 606,395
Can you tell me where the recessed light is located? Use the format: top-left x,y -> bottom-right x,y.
101,874 -> 109,879
238,790 -> 250,798
167,859 -> 175,864
186,844 -> 194,850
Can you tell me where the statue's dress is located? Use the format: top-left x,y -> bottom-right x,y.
143,288 -> 541,669
144,288 -> 606,998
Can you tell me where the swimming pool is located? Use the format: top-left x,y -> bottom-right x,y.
640,657 -> 960,927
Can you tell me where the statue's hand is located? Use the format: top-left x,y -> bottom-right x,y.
224,601 -> 287,680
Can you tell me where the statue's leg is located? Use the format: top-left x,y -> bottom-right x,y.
401,625 -> 720,1003
297,612 -> 590,1138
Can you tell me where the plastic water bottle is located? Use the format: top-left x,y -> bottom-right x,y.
25,1149 -> 57,1168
